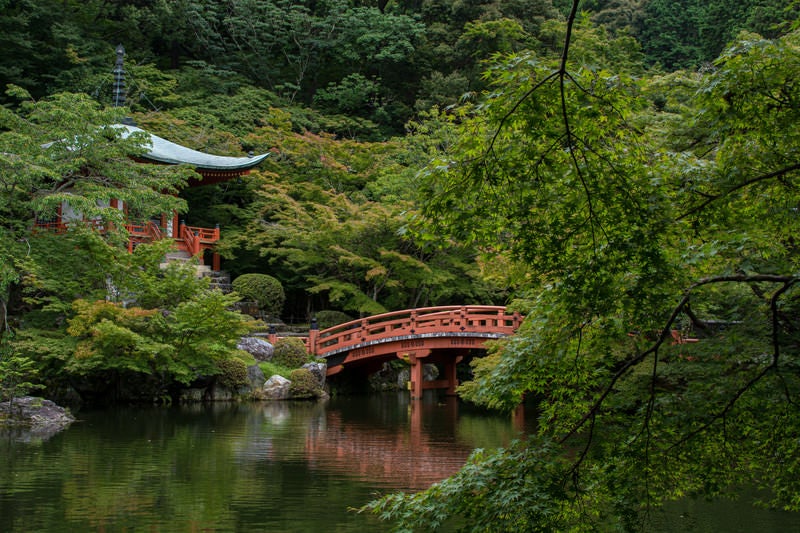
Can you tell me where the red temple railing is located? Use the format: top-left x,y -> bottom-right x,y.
33,219 -> 220,260
306,305 -> 523,357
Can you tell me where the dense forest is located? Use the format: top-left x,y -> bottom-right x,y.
2,0 -> 800,530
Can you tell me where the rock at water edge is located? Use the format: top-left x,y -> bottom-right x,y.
262,375 -> 291,400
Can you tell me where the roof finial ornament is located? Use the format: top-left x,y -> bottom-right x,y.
113,44 -> 126,108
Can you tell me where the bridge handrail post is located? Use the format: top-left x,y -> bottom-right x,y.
308,317 -> 319,355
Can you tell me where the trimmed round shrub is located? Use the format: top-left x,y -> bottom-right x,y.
272,337 -> 308,368
232,273 -> 285,318
215,358 -> 249,390
289,368 -> 322,399
314,310 -> 353,329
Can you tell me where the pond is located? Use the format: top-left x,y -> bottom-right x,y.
1,393 -> 798,532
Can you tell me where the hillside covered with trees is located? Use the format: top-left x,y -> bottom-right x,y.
2,0 -> 800,530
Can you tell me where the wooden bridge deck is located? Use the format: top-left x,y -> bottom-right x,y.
297,306 -> 523,398
311,305 -> 522,357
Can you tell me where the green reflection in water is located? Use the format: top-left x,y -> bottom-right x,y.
0,395 -> 515,532
1,395 -> 798,532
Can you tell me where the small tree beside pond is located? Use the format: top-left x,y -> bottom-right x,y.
0,338 -> 43,415
232,273 -> 285,320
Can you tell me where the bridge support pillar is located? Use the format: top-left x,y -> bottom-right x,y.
443,358 -> 458,396
407,350 -> 431,400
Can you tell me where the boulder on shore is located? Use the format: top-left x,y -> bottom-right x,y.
302,362 -> 327,389
237,337 -> 274,361
261,375 -> 291,400
246,364 -> 266,390
0,396 -> 75,441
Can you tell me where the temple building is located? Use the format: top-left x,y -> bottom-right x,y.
34,45 -> 269,273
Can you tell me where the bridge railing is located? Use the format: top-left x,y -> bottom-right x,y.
310,305 -> 522,357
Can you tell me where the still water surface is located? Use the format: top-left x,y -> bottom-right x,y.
2,393 -> 799,532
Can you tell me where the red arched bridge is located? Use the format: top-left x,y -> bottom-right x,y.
270,306 -> 523,399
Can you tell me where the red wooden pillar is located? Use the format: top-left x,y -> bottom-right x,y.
307,317 -> 319,355
409,352 -> 424,399
407,349 -> 431,400
443,355 -> 463,396
211,223 -> 221,271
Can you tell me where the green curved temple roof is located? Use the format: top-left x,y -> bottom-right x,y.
119,124 -> 270,171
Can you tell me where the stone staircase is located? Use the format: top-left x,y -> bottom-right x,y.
203,269 -> 232,293
160,250 -> 232,293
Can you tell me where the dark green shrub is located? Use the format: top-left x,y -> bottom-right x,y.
314,310 -> 353,329
232,273 -> 285,318
215,358 -> 249,389
272,337 -> 308,368
289,368 -> 322,399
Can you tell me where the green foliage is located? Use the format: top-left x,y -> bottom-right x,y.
363,439 -> 570,531
0,87 -> 191,312
313,310 -> 352,329
457,18 -> 527,58
258,360 -> 293,380
178,0 -> 424,130
159,290 -> 251,382
367,12 -> 800,531
631,0 -> 800,69
66,300 -> 167,376
0,337 -> 43,405
272,337 -> 309,369
288,367 -> 322,399
2,1 -> 800,525
1,90 -> 189,222
313,73 -> 381,116
63,289 -> 249,393
232,273 -> 285,319
122,241 -> 210,309
455,345 -> 505,409
215,357 -> 249,390
241,168 -> 500,315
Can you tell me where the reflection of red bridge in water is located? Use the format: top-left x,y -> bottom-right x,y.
283,306 -> 524,399
305,399 -> 510,491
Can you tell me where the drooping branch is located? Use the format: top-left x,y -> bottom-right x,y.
664,280 -> 795,451
559,1 -> 599,255
485,0 -> 580,167
769,280 -> 796,366
484,71 -> 560,158
677,162 -> 800,221
560,273 -> 798,450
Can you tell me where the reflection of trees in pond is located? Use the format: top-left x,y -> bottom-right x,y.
1,401 -> 520,530
455,411 -> 523,451
2,407 -> 246,530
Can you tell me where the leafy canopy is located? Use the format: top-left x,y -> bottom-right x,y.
364,6 -> 800,531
